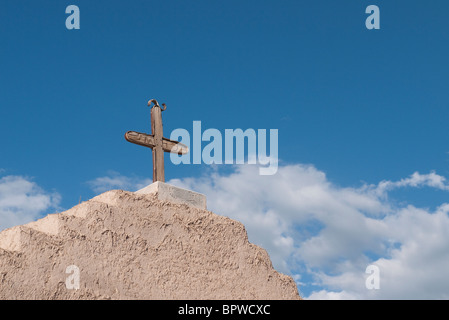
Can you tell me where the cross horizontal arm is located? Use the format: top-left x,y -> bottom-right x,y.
125,131 -> 155,148
125,131 -> 189,155
163,137 -> 189,155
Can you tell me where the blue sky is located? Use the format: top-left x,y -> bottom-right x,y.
1,0 -> 449,299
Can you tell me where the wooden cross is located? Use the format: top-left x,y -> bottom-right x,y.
125,99 -> 189,182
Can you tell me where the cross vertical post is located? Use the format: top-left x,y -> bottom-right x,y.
151,103 -> 165,182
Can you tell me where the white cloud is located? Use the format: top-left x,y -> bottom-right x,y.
87,171 -> 152,194
306,290 -> 360,300
91,164 -> 449,299
0,174 -> 61,231
374,171 -> 449,197
167,164 -> 449,300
